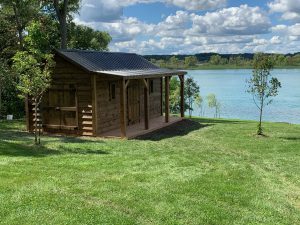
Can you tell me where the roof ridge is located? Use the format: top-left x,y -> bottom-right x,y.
57,49 -> 137,55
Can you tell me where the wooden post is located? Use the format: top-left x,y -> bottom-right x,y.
143,78 -> 149,130
92,74 -> 98,136
179,75 -> 185,118
165,76 -> 170,123
120,78 -> 127,138
160,77 -> 163,116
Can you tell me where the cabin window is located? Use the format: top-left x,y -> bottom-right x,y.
109,82 -> 116,101
149,80 -> 154,94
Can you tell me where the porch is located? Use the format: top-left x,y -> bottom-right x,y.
100,116 -> 182,139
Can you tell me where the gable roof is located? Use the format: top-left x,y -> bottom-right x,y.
56,49 -> 186,78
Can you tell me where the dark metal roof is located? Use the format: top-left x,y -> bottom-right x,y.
56,49 -> 186,78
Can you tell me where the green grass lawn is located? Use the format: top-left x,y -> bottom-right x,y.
0,118 -> 299,225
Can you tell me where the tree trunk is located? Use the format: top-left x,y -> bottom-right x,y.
34,99 -> 38,145
257,97 -> 264,135
12,2 -> 24,50
59,18 -> 67,49
54,0 -> 69,49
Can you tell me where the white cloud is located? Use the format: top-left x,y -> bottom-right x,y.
78,0 -> 227,23
269,0 -> 300,21
73,17 -> 154,42
187,5 -> 271,36
270,36 -> 282,44
165,0 -> 226,11
74,1 -> 300,54
155,11 -> 190,37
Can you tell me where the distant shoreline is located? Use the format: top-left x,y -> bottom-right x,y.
161,65 -> 300,70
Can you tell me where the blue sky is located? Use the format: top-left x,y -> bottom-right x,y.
75,0 -> 300,54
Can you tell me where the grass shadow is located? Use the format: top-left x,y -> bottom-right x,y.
0,140 -> 59,157
135,119 -> 210,141
279,137 -> 300,141
192,117 -> 245,124
0,129 -> 109,157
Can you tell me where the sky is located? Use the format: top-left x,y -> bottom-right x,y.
74,0 -> 300,55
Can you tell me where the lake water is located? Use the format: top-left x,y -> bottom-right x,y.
187,69 -> 300,124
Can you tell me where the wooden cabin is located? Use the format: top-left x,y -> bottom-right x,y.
26,49 -> 187,138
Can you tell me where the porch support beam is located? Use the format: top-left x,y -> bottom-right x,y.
179,74 -> 185,118
144,78 -> 149,130
120,78 -> 127,138
165,76 -> 170,123
125,79 -> 130,89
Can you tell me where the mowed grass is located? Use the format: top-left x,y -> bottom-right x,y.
0,118 -> 299,225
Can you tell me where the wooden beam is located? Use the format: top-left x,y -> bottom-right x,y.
165,76 -> 170,123
125,79 -> 130,89
142,78 -> 148,88
144,79 -> 149,130
179,75 -> 185,118
160,77 -> 163,116
92,74 -> 98,136
120,78 -> 127,138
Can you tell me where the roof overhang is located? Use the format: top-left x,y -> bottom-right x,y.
94,69 -> 187,79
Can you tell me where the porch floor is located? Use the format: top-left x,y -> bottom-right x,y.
100,116 -> 182,139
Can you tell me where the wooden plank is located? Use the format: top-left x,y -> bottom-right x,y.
165,76 -> 170,123
179,75 -> 185,118
92,74 -> 98,136
144,79 -> 149,130
119,78 -> 127,138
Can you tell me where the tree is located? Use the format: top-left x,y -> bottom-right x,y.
184,56 -> 198,68
169,77 -> 181,113
185,77 -> 200,118
0,0 -> 40,50
0,61 -> 9,117
194,94 -> 204,116
247,53 -> 281,135
209,55 -> 222,65
169,56 -> 180,68
0,8 -> 19,59
51,0 -> 80,49
206,93 -> 221,118
24,18 -> 61,54
13,52 -> 55,144
68,22 -> 111,51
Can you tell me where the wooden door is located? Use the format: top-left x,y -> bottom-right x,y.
42,84 -> 78,130
127,80 -> 140,125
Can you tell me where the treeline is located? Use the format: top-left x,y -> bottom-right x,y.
0,0 -> 112,119
146,53 -> 300,69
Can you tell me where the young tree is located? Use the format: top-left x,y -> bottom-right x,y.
206,93 -> 221,118
169,77 -> 181,113
194,94 -> 204,116
247,53 -> 281,135
185,77 -> 200,118
13,52 -> 55,144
